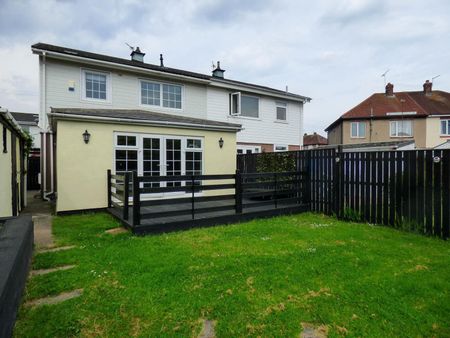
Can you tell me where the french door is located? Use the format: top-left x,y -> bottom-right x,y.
115,133 -> 203,198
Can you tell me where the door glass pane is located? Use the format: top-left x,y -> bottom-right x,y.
142,138 -> 160,188
166,138 -> 182,187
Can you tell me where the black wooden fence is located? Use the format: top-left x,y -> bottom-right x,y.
107,170 -> 309,234
237,148 -> 450,239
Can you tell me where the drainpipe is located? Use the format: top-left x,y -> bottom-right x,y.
41,51 -> 53,201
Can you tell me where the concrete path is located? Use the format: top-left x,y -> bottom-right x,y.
198,320 -> 216,338
21,191 -> 55,249
25,289 -> 83,307
30,265 -> 76,276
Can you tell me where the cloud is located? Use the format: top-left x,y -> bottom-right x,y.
0,0 -> 449,135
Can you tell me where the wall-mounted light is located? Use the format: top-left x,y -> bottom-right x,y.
83,130 -> 91,144
218,137 -> 224,148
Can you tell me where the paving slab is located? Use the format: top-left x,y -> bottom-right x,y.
300,323 -> 328,338
30,265 -> 76,276
198,319 -> 216,338
37,245 -> 76,254
25,289 -> 83,307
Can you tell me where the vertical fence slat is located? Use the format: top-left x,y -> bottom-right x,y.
107,169 -> 112,208
434,150 -> 442,237
409,150 -> 417,229
425,151 -> 433,234
376,152 -> 383,224
417,151 -> 425,233
123,172 -> 129,221
355,152 -> 361,217
389,151 -> 396,226
364,152 -> 371,222
132,171 -> 140,226
370,152 -> 377,224
382,152 -> 389,224
442,150 -> 450,239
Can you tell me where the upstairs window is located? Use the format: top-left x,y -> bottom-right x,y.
230,92 -> 259,118
276,102 -> 287,121
274,145 -> 288,152
82,70 -> 109,101
350,122 -> 366,138
141,80 -> 182,109
441,119 -> 450,135
390,120 -> 412,137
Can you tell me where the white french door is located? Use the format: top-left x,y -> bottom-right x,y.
115,133 -> 203,198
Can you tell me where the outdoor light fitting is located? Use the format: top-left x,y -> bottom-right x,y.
83,130 -> 91,144
219,137 -> 224,148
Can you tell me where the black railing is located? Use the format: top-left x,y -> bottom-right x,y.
108,170 -> 308,229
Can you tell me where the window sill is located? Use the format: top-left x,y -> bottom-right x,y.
81,98 -> 112,105
228,115 -> 261,121
390,136 -> 413,138
350,136 -> 366,139
440,135 -> 450,138
274,120 -> 288,124
139,104 -> 183,112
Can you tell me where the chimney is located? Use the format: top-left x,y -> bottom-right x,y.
423,80 -> 432,96
160,54 -> 164,67
385,82 -> 394,97
131,47 -> 145,62
212,61 -> 225,78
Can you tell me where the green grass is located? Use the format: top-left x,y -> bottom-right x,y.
15,212 -> 450,337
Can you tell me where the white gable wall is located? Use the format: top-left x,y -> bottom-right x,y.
207,86 -> 303,146
41,58 -> 208,130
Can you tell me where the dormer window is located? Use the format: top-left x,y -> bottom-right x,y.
230,93 -> 259,118
81,69 -> 110,102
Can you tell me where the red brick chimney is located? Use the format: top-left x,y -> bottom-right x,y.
423,80 -> 432,96
385,82 -> 394,97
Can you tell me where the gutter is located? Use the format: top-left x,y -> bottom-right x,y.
0,108 -> 29,139
48,112 -> 242,132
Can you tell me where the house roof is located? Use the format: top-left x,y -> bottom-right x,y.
10,112 -> 39,126
49,108 -> 242,132
31,43 -> 311,102
0,108 -> 30,140
303,133 -> 328,146
325,89 -> 450,131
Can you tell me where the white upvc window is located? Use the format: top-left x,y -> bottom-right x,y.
276,101 -> 287,121
237,145 -> 261,154
350,121 -> 366,138
230,92 -> 259,118
81,69 -> 111,102
274,144 -> 288,152
140,80 -> 182,109
440,119 -> 450,135
390,120 -> 413,137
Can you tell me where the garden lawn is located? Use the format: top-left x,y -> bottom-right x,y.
15,212 -> 450,337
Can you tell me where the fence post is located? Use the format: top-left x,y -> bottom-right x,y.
274,172 -> 278,209
107,169 -> 112,208
235,169 -> 243,214
303,151 -> 312,208
123,172 -> 129,221
132,171 -> 140,226
191,175 -> 195,220
334,146 -> 344,218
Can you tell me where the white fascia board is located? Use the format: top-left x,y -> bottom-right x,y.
48,112 -> 242,132
210,80 -> 310,103
32,48 -> 211,85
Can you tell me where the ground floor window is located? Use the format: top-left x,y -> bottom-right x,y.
237,145 -> 261,154
274,145 -> 288,152
114,133 -> 203,195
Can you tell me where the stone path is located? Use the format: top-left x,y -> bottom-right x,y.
37,245 -> 76,254
198,319 -> 216,338
25,289 -> 83,307
30,265 -> 76,276
300,323 -> 328,338
21,191 -> 55,249
105,227 -> 128,235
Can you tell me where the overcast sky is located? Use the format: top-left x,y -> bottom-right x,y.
0,0 -> 449,134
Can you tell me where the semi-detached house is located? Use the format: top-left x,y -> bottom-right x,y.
31,43 -> 310,212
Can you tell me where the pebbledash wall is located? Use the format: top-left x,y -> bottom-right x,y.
55,120 -> 237,213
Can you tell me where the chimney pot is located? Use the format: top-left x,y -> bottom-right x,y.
385,82 -> 394,97
160,54 -> 164,67
423,80 -> 432,95
131,46 -> 145,62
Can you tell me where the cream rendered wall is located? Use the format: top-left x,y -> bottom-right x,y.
425,117 -> 447,148
341,119 -> 427,147
207,87 -> 303,147
0,128 -> 12,217
43,59 -> 208,129
56,120 -> 237,212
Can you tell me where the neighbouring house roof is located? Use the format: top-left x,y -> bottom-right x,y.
341,140 -> 415,152
31,43 -> 311,102
325,89 -> 450,131
0,108 -> 30,139
10,112 -> 39,126
303,133 -> 328,146
48,108 -> 242,132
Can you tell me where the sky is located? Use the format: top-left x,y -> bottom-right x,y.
0,0 -> 449,135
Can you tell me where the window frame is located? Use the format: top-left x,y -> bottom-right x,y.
274,144 -> 288,152
350,121 -> 366,139
80,68 -> 111,103
139,79 -> 184,111
440,119 -> 450,136
229,92 -> 260,118
275,101 -> 287,121
390,120 -> 413,138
